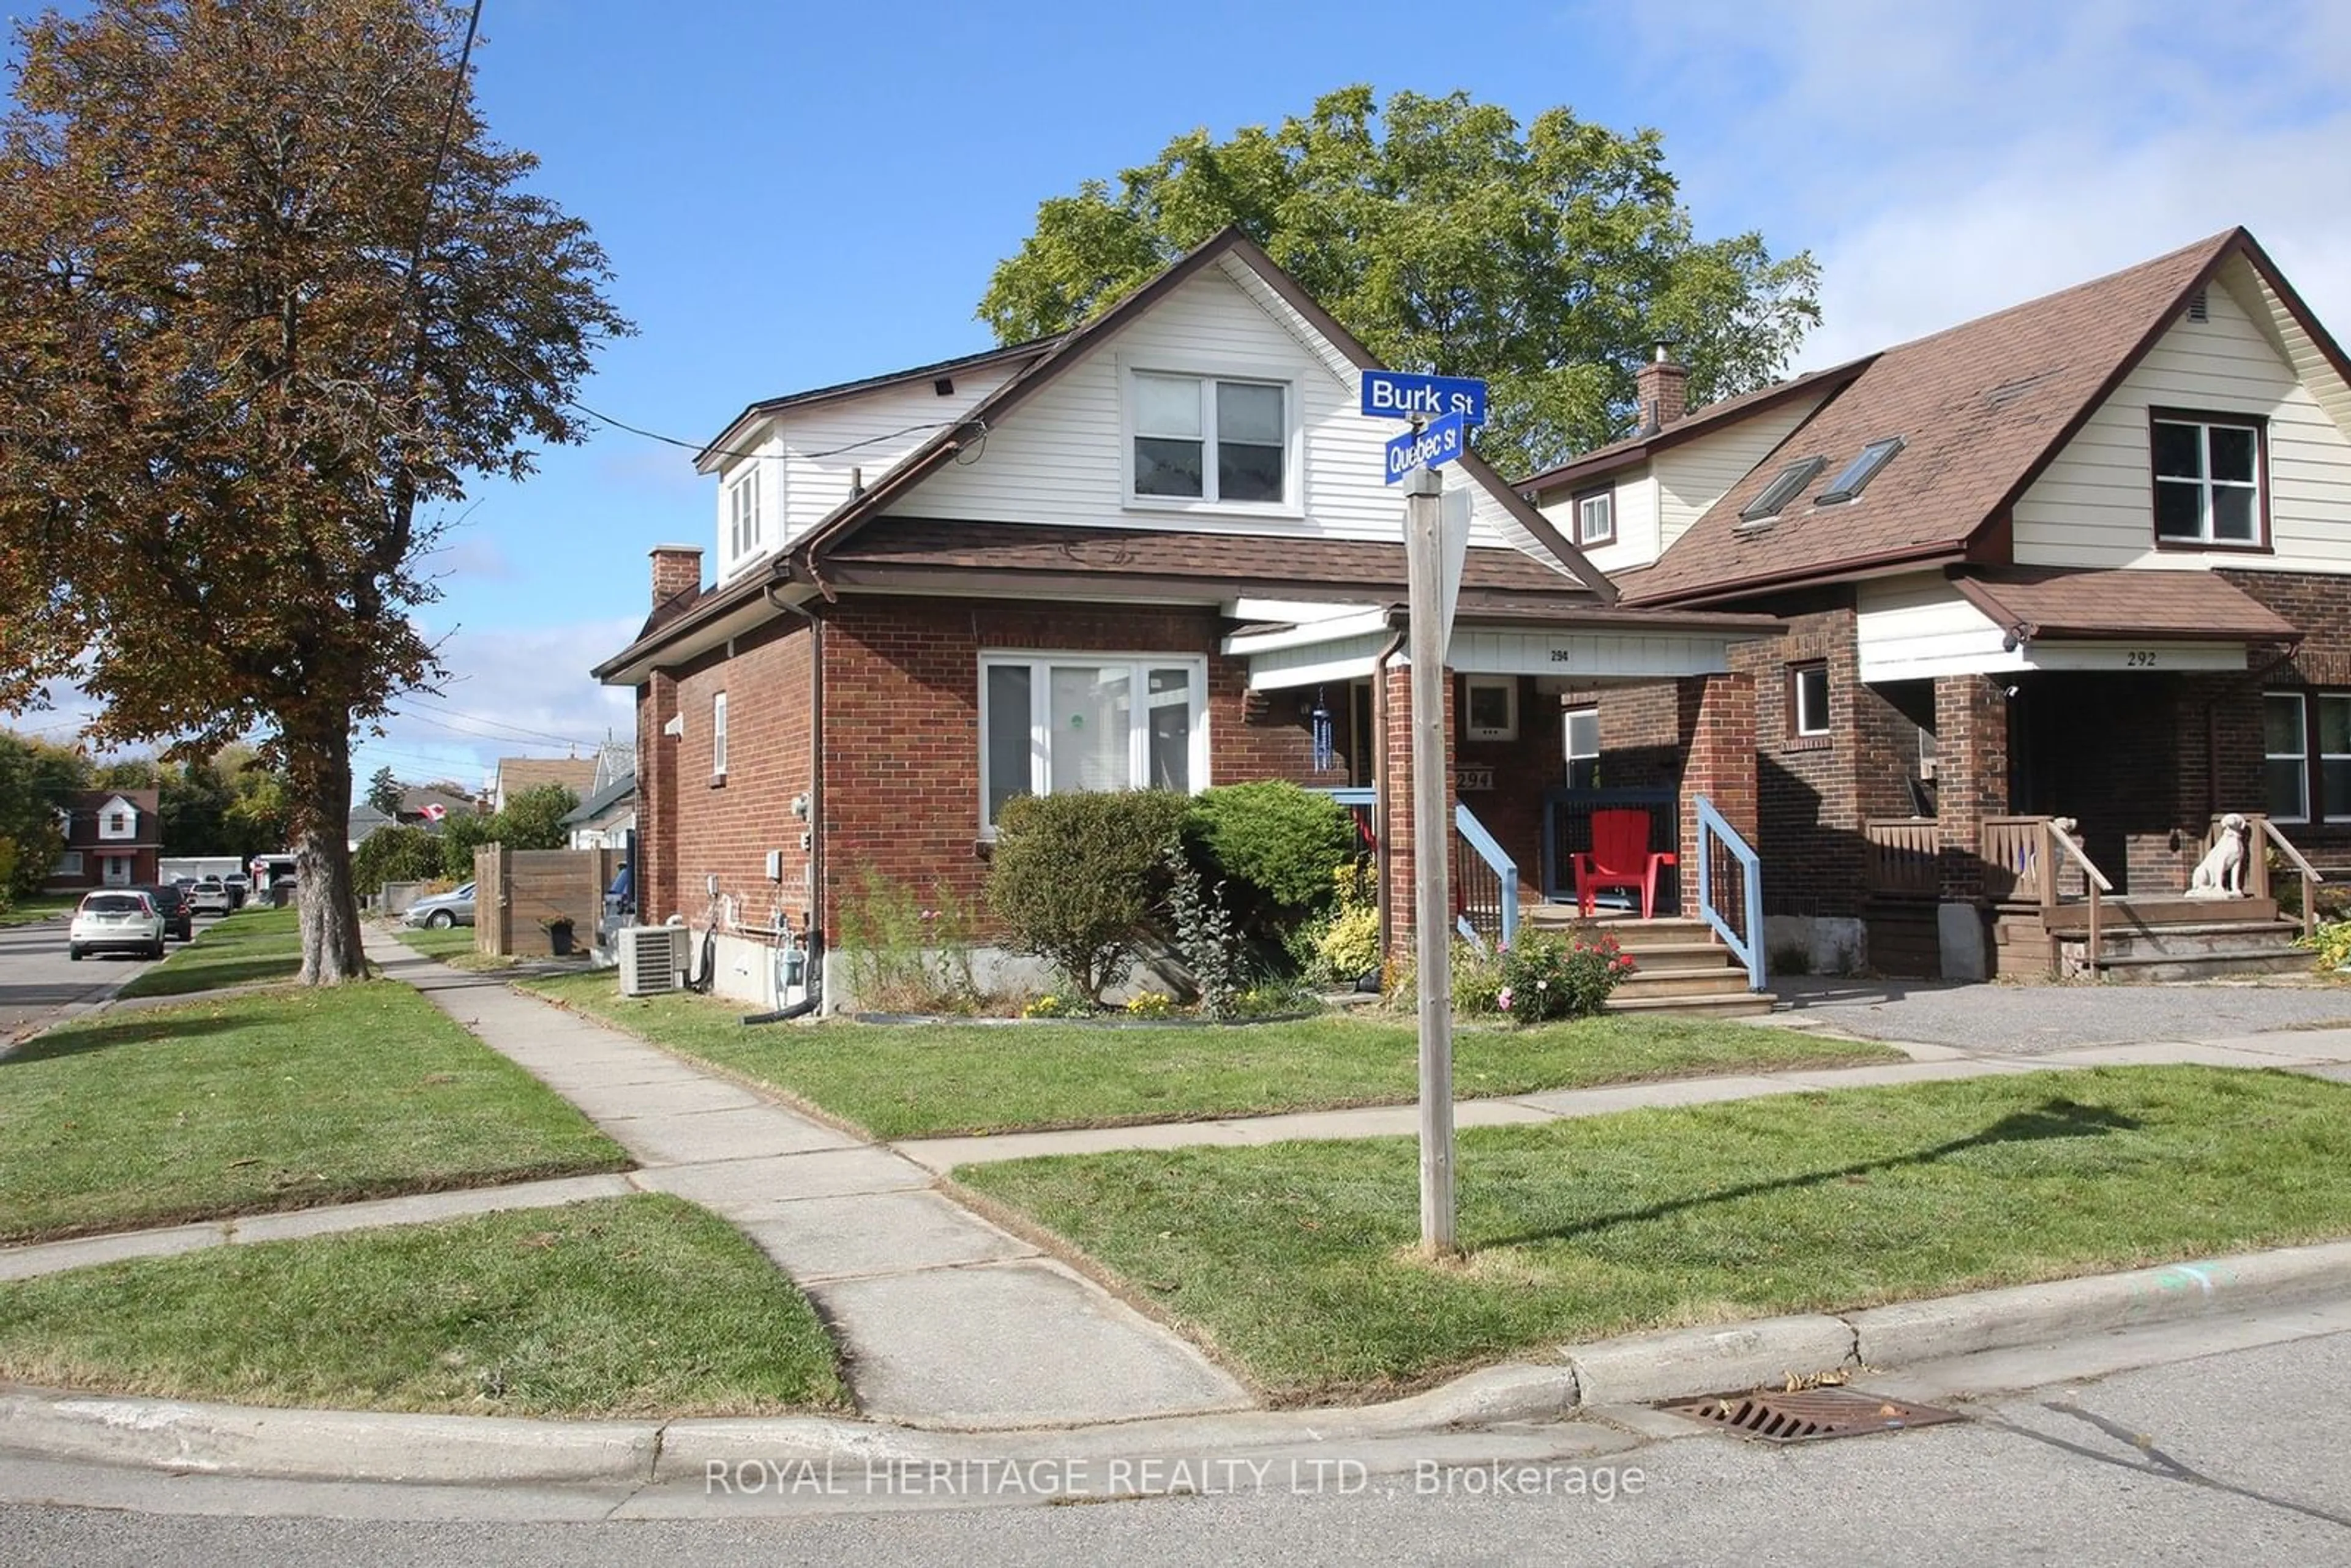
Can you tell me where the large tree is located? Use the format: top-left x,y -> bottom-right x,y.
980,86 -> 1821,478
0,0 -> 629,981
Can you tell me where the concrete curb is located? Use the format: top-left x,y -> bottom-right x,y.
6,1240 -> 2349,1484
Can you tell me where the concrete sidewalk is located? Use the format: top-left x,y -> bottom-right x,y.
360,930 -> 1247,1431
0,1174 -> 637,1283
894,1026 -> 2351,1171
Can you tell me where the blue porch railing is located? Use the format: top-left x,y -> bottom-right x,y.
1452,802 -> 1519,951
1695,794 -> 1767,992
1317,786 -> 1517,951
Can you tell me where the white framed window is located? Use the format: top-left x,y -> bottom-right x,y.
53,850 -> 83,877
1574,489 -> 1614,547
1564,705 -> 1599,790
2265,691 -> 2307,822
2151,410 -> 2263,546
727,470 -> 763,561
978,655 -> 1207,831
1462,676 -> 1518,742
1791,662 -> 1831,738
101,856 -> 132,887
711,692 -> 729,779
1125,368 -> 1294,510
2322,694 -> 2351,822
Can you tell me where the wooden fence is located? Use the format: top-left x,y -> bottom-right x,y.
473,846 -> 619,958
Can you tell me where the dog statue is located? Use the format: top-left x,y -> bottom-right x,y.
2189,813 -> 2249,898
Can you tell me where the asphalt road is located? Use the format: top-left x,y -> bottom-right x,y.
0,911 -> 156,1046
4,1305 -> 2348,1566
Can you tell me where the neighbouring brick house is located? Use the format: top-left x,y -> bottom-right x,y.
596,228 -> 1780,1010
1524,227 -> 2351,980
45,788 -> 162,893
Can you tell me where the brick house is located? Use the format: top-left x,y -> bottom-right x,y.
596,229 -> 1779,1010
1523,227 -> 2351,980
45,789 -> 162,893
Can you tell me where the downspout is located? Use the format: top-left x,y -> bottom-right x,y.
1370,624 -> 1408,963
744,576 -> 828,1025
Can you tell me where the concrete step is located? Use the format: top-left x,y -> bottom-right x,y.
1605,989 -> 1777,1019
2088,921 -> 2301,959
2038,895 -> 2279,931
1612,966 -> 1749,999
2087,947 -> 2314,982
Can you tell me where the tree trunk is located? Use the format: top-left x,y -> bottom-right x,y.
291,722 -> 368,985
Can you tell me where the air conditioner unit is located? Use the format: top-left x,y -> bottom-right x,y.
618,925 -> 684,997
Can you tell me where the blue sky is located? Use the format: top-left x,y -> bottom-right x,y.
16,1 -> 2351,793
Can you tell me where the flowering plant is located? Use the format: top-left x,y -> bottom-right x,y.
1493,929 -> 1635,1022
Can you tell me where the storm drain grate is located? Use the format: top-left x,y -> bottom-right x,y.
1660,1387 -> 1964,1444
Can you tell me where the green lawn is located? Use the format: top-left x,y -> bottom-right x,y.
0,983 -> 628,1242
520,972 -> 1902,1140
117,905 -> 306,999
958,1066 -> 2351,1402
0,895 -> 75,928
0,1195 -> 848,1417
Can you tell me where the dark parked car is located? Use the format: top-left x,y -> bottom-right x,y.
129,882 -> 195,942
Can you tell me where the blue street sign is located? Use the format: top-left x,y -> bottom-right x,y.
1361,370 -> 1487,426
1385,411 -> 1467,484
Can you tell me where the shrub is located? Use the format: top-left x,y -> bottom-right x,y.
2302,918 -> 2351,972
1126,991 -> 1175,1019
1451,940 -> 1504,1015
0,836 -> 15,914
1184,781 -> 1354,925
1022,993 -> 1084,1019
351,823 -> 445,895
1494,931 -> 1635,1023
1313,905 -> 1382,987
988,789 -> 1188,1003
839,869 -> 980,1014
1162,847 -> 1247,1019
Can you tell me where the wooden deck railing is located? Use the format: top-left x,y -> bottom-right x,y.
1862,818 -> 1940,898
1981,814 -> 2113,976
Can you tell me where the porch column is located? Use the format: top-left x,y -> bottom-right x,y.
1932,673 -> 2008,980
1378,660 -> 1456,957
1676,672 -> 1758,873
1931,674 -> 2009,902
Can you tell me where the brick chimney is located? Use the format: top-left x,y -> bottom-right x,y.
1635,342 -> 1688,432
649,544 -> 703,609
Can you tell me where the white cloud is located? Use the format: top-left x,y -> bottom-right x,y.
355,617 -> 638,793
1611,0 -> 2351,366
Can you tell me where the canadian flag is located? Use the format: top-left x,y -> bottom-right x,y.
422,803 -> 448,823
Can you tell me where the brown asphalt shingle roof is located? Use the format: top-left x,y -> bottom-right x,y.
496,758 -> 596,800
1950,568 -> 2301,643
1625,230 -> 2243,604
827,518 -> 1585,596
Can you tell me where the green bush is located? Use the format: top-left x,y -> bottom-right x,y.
351,824 -> 446,895
839,869 -> 980,1014
1163,847 -> 1247,1018
1184,781 -> 1354,916
1494,930 -> 1635,1022
988,790 -> 1189,1003
2302,918 -> 2351,972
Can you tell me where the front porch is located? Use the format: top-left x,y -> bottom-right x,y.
1247,599 -> 1777,1011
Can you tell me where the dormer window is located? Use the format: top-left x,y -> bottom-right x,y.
1817,437 -> 1904,505
1127,369 -> 1292,509
1573,487 -> 1615,547
727,470 -> 763,560
1739,457 -> 1826,524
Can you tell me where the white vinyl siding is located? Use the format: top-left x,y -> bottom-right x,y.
893,258 -> 1562,563
1854,576 -> 2014,681
1654,397 -> 1829,550
978,655 -> 1207,831
1554,475 -> 1659,576
2014,255 -> 2351,572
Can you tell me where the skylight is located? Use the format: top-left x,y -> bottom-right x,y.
1817,437 -> 1905,505
1738,456 -> 1827,523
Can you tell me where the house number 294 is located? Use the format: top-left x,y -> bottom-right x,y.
2126,650 -> 2158,668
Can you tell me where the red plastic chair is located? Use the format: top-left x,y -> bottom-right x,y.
1574,809 -> 1677,920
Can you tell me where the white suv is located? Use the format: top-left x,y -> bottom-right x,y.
69,890 -> 167,961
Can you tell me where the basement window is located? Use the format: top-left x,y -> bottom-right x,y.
1817,437 -> 1905,505
1739,457 -> 1826,523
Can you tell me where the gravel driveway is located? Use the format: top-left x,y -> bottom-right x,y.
1769,975 -> 2351,1054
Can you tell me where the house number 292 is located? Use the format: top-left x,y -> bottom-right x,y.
2126,650 -> 2158,668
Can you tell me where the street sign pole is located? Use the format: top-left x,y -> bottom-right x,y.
1404,460 -> 1457,1257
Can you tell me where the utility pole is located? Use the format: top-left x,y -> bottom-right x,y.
1404,461 -> 1456,1256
